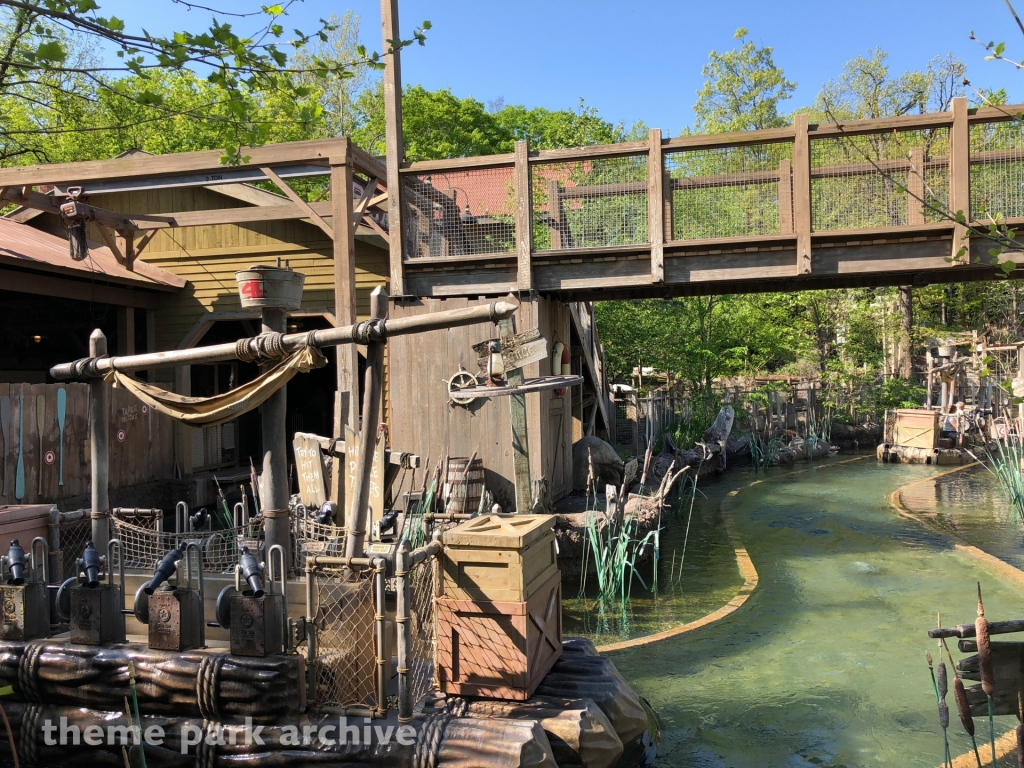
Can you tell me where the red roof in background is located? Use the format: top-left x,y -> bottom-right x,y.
0,217 -> 185,291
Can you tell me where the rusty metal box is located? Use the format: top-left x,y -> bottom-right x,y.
436,569 -> 562,701
148,588 -> 204,651
230,593 -> 284,657
0,583 -> 48,641
893,409 -> 940,450
442,514 -> 558,602
70,585 -> 126,645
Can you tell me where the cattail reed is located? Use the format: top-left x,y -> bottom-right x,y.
977,583 -> 997,768
942,637 -> 983,768
1017,692 -> 1024,768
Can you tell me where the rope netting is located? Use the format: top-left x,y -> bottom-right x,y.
111,517 -> 263,573
407,555 -> 438,706
309,564 -> 378,711
532,155 -> 648,250
811,128 -> 950,231
402,167 -> 516,259
291,515 -> 346,572
666,142 -> 792,240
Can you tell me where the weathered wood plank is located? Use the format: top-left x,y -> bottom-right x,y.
949,96 -> 970,265
648,128 -> 664,284
515,141 -> 533,291
793,114 -> 812,275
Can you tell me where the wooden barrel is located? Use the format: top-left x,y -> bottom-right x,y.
445,457 -> 485,514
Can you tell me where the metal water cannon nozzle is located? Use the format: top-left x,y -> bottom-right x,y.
315,501 -> 336,526
144,541 -> 187,596
190,508 -> 209,531
238,546 -> 265,597
81,541 -> 102,588
5,539 -> 27,585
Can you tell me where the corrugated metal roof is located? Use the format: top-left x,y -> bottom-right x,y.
0,217 -> 184,291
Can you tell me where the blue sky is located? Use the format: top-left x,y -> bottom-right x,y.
103,0 -> 1023,134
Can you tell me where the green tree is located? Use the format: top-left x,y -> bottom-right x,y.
693,27 -> 796,133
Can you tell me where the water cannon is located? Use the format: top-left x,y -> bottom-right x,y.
373,509 -> 399,541
190,508 -> 210,531
0,537 -> 50,641
315,501 -> 336,526
80,541 -> 102,588
238,546 -> 265,597
4,540 -> 27,586
144,541 -> 187,596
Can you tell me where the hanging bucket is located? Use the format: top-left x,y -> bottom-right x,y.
236,265 -> 305,310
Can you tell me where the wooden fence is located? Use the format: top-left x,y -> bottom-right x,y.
0,383 -> 175,506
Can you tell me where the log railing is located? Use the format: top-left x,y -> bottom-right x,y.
395,98 -> 1024,290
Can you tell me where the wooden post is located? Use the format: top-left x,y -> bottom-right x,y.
117,307 -> 135,357
261,306 -> 290,567
907,146 -> 926,225
926,349 -> 933,407
499,314 -> 532,513
778,158 -> 794,233
950,96 -> 970,264
332,151 -> 360,438
89,329 -> 110,555
346,287 -> 387,556
381,0 -> 406,295
793,114 -> 812,275
514,140 -> 533,291
648,128 -> 664,283
546,179 -> 562,249
663,168 -> 674,243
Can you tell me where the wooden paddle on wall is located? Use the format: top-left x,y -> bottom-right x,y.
14,395 -> 24,501
36,394 -> 45,497
0,395 -> 8,498
57,388 -> 66,487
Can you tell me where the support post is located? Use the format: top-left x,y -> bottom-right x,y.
907,147 -> 926,225
373,557 -> 388,716
89,329 -> 110,555
950,96 -> 970,264
395,540 -> 412,722
332,150 -> 360,439
499,314 -> 531,513
381,0 -> 405,296
648,128 -> 664,283
778,158 -> 794,233
793,114 -> 812,275
345,287 -> 387,557
261,306 -> 290,567
514,140 -> 533,291
663,168 -> 674,243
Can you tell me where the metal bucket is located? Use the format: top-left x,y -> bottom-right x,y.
444,457 -> 485,514
235,266 -> 305,310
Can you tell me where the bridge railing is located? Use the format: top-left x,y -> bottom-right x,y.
395,100 -> 1024,290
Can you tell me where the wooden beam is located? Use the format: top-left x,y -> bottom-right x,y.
0,138 -> 347,187
352,177 -> 380,228
778,158 -> 794,234
793,114 -> 812,275
94,223 -> 125,265
648,128 -> 664,283
260,165 -> 334,240
515,140 -> 533,291
907,147 -> 926,226
129,201 -> 333,231
0,268 -> 162,308
332,156 -> 360,438
401,154 -> 515,174
950,96 -> 970,264
382,0 -> 406,296
499,315 -> 532,513
133,230 -> 158,259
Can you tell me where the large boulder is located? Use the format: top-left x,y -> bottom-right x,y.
572,436 -> 624,491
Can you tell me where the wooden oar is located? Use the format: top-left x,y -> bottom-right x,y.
36,395 -> 45,497
0,396 -> 8,497
56,388 -> 66,487
14,395 -> 24,501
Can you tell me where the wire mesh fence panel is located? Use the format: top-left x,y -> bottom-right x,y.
58,518 -> 92,582
532,155 -> 648,250
666,142 -> 793,240
402,167 -> 516,260
309,565 -> 378,711
111,518 -> 263,574
407,556 -> 437,706
292,516 -> 346,573
811,128 -> 950,231
970,120 -> 1024,220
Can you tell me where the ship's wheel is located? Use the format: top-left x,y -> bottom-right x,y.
448,369 -> 480,405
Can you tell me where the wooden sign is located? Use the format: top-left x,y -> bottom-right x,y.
501,329 -> 548,373
343,426 -> 386,540
293,432 -> 327,509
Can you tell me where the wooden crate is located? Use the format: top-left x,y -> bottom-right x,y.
893,409 -> 939,450
442,514 -> 558,602
436,570 -> 562,701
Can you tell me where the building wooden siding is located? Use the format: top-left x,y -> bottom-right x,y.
388,295 -> 574,508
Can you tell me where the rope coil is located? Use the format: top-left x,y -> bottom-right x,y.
235,333 -> 286,364
196,655 -> 225,722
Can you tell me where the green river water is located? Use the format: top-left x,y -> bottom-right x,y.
565,456 -> 1024,767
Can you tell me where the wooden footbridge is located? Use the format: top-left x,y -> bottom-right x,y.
390,97 -> 1024,301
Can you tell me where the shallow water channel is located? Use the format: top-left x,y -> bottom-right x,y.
570,456 -> 1024,767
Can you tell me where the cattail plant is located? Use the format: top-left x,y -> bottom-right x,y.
977,583 -> 997,767
939,654 -> 952,768
942,636 -> 983,768
1017,692 -> 1024,768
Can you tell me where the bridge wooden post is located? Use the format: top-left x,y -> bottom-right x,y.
949,96 -> 970,264
793,114 -> 812,275
648,128 -> 665,283
907,147 -> 926,225
515,140 -> 534,291
332,143 -> 361,439
382,0 -> 406,296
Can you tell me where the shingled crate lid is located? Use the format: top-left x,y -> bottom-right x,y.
444,514 -> 555,549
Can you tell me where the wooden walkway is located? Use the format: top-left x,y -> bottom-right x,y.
392,98 -> 1024,300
